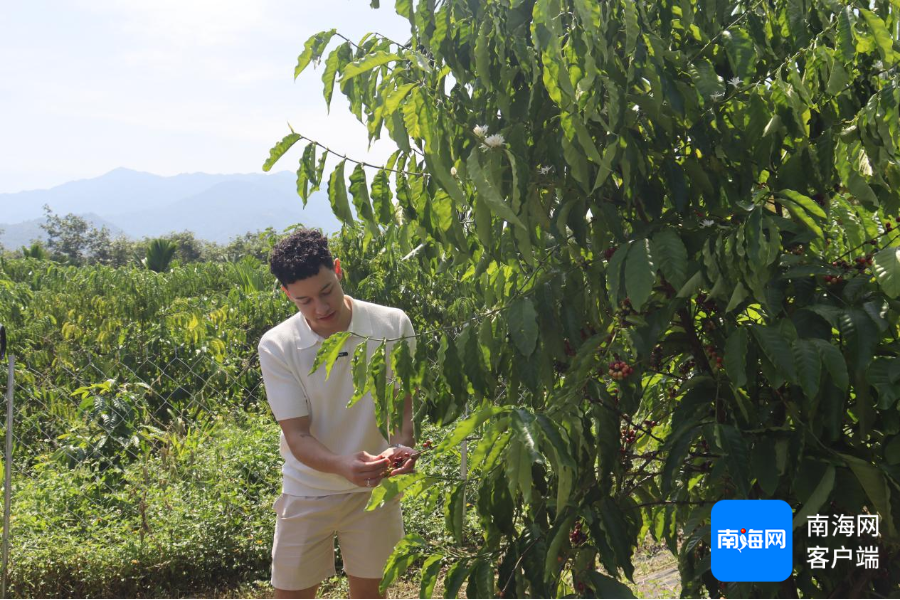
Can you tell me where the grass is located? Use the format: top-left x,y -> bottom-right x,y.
203,538 -> 681,599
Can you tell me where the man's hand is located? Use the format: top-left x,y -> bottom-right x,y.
336,451 -> 391,488
378,445 -> 420,477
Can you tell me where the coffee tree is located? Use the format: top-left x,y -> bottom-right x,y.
266,0 -> 900,596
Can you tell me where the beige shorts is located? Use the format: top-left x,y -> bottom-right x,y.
270,491 -> 404,591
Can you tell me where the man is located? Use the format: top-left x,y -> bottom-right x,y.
257,228 -> 418,599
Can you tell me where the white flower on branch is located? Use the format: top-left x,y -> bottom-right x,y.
481,133 -> 505,149
450,166 -> 458,177
700,219 -> 715,228
473,124 -> 488,137
728,76 -> 742,87
711,91 -> 725,101
538,165 -> 553,175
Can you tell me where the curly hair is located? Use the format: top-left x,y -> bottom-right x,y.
269,228 -> 334,286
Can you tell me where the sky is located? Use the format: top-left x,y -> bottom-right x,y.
0,1 -> 411,194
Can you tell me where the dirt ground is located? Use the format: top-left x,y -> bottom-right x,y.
202,540 -> 681,599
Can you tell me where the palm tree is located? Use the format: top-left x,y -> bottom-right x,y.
143,239 -> 177,273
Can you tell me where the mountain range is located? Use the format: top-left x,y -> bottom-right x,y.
0,168 -> 340,248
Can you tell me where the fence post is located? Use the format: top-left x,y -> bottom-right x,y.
1,324 -> 12,599
459,404 -> 468,529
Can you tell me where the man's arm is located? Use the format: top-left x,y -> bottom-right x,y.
280,416 -> 390,487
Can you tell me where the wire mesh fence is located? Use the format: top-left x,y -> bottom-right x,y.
0,317 -> 467,598
0,333 -> 283,597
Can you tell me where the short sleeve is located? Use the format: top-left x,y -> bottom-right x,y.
258,342 -> 310,421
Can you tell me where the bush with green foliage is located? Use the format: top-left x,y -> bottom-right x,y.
270,0 -> 900,596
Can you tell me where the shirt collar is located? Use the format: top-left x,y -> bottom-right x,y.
296,296 -> 373,350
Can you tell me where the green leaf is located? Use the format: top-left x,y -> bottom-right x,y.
625,238 -> 656,311
511,409 -> 543,465
322,42 -> 352,110
885,436 -> 900,465
792,339 -> 822,400
607,243 -> 629,306
751,441 -> 779,496
475,20 -> 493,90
593,140 -> 619,191
839,309 -> 879,371
348,164 -> 376,226
419,554 -> 444,599
837,7 -> 855,61
309,331 -> 352,378
535,414 -> 577,469
445,482 -> 466,544
467,150 -> 525,229
777,189 -> 826,219
624,1 -> 639,56
585,571 -> 636,599
443,560 -> 471,599
349,340 -> 370,407
676,270 -> 704,298
873,247 -> 900,298
651,230 -> 688,288
341,51 -> 402,81
662,424 -> 698,494
562,134 -> 590,190
555,461 -> 575,511
866,358 -> 900,409
690,59 -> 725,100
437,333 -> 466,410
826,61 -> 850,96
846,171 -> 879,208
716,424 -> 752,497
724,328 -> 750,388
725,281 -> 749,313
508,297 -> 539,357
384,82 -> 417,116
295,143 -> 318,204
840,453 -> 896,536
599,497 -> 634,580
860,9 -> 897,66
777,190 -> 825,239
366,472 -> 426,510
473,558 -> 495,598
370,170 -> 395,225
471,423 -> 510,472
328,160 -> 355,224
544,513 -> 577,577
792,465 -> 835,529
808,339 -> 849,391
368,340 -> 389,439
561,112 -> 603,164
751,325 -> 797,383
722,28 -> 757,80
395,0 -> 413,23
263,133 -> 301,172
458,324 -> 489,396
380,534 -> 426,594
435,405 -> 506,454
391,337 -> 415,398
294,29 -> 337,79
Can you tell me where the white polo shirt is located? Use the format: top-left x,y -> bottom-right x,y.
257,296 -> 416,496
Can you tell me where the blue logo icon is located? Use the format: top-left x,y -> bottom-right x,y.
711,500 -> 793,582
